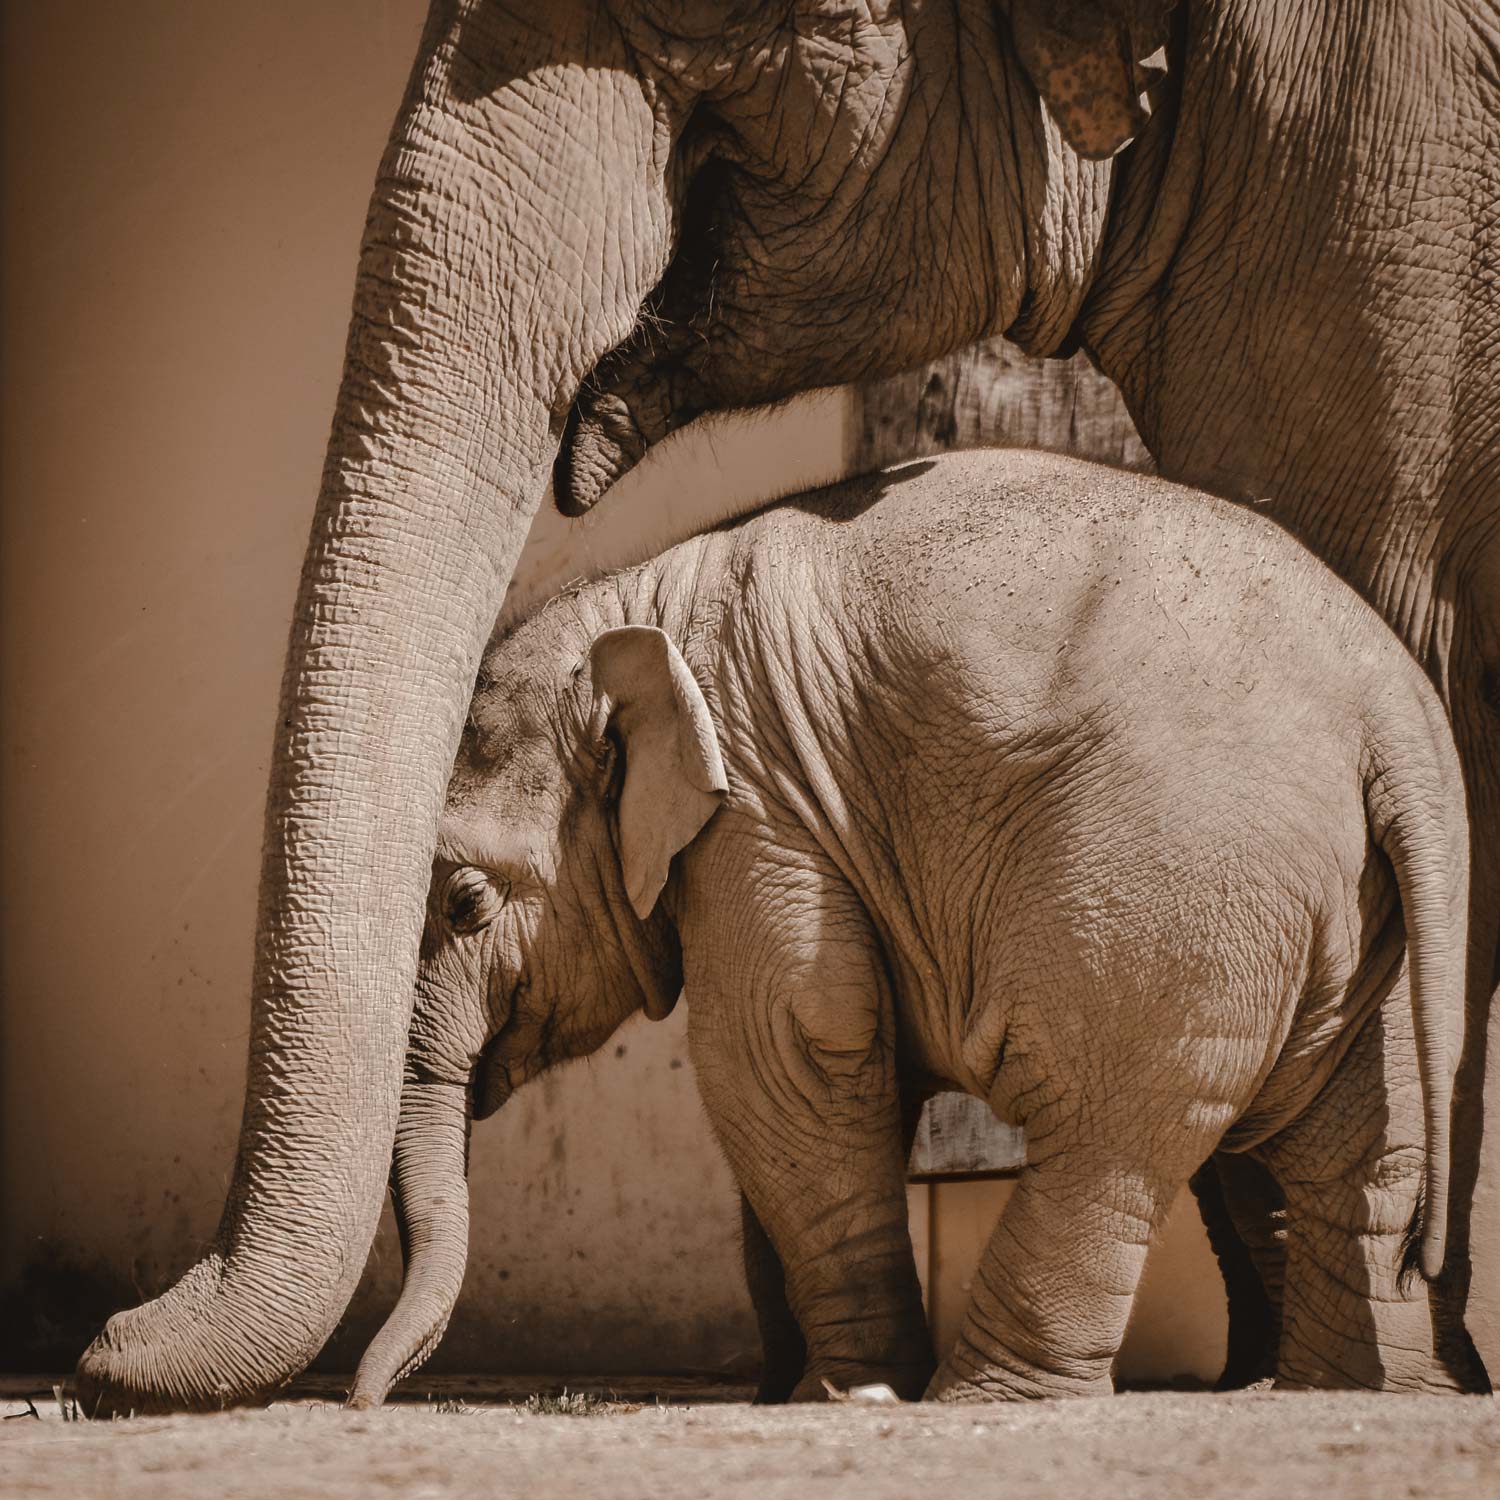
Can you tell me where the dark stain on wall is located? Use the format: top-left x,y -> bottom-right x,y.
1,1247 -> 147,1370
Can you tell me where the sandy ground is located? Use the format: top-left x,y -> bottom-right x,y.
2,1384 -> 1496,1500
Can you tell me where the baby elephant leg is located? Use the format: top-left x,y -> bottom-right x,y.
685,855 -> 933,1400
699,1024 -> 932,1398
927,1152 -> 1183,1401
740,1087 -> 930,1402
1259,994 -> 1482,1392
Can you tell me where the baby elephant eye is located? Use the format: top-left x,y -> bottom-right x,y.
442,866 -> 507,936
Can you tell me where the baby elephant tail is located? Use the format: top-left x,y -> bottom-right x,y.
1363,688 -> 1469,1281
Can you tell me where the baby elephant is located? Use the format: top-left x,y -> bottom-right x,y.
349,449 -> 1467,1408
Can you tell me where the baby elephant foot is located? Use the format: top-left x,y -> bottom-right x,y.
926,1346 -> 1114,1403
925,1369 -> 999,1404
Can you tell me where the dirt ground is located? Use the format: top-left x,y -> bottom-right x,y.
2,1383 -> 1496,1500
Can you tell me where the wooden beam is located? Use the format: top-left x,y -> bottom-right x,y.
852,338 -> 1151,475
907,1093 -> 1024,1180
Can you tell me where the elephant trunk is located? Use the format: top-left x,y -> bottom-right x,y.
349,1076 -> 473,1409
74,4 -> 680,1416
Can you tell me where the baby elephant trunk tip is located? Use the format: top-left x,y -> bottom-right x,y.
349,1076 -> 473,1409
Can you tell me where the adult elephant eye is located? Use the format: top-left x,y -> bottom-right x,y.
442,866 -> 506,936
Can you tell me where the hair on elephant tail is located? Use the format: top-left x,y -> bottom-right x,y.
348,1074 -> 473,1409
1397,1185 -> 1431,1296
1362,697 -> 1470,1283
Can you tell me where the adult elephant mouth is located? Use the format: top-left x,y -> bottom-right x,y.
550,155 -> 732,518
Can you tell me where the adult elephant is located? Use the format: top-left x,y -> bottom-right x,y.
77,0 -> 1499,1413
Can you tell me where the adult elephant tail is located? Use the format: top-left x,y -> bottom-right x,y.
348,1076 -> 472,1410
1362,678 -> 1471,1282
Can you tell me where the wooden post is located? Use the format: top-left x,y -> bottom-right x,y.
852,337 -> 1151,475
863,338 -> 1149,1179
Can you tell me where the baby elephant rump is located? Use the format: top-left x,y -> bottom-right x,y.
352,449 -> 1469,1407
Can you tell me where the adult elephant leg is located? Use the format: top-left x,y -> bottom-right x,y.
1188,1153 -> 1284,1389
1262,990 -> 1482,1393
1380,553 -> 1500,1386
74,3 -> 691,1415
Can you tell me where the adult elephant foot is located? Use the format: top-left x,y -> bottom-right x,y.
924,1361 -> 1111,1403
753,1345 -> 808,1406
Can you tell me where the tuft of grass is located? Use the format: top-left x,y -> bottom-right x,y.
521,1389 -> 608,1417
52,1385 -> 85,1422
431,1398 -> 475,1415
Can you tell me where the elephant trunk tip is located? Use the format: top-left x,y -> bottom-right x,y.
71,1258 -> 235,1417
71,1248 -> 346,1416
347,1297 -> 459,1412
347,1339 -> 400,1410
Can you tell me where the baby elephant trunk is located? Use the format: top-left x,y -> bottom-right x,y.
348,1074 -> 472,1408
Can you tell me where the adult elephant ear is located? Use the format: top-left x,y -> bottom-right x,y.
1005,0 -> 1175,159
590,626 -> 728,924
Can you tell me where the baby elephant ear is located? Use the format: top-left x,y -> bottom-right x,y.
589,626 -> 728,920
1007,0 -> 1173,160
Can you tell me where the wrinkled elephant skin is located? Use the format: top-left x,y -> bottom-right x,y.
77,0 -> 1500,1410
356,452 -> 1479,1405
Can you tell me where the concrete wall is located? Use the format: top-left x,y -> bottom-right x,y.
1,0 -> 1222,1385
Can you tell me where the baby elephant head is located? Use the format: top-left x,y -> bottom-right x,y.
347,619 -> 727,1408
